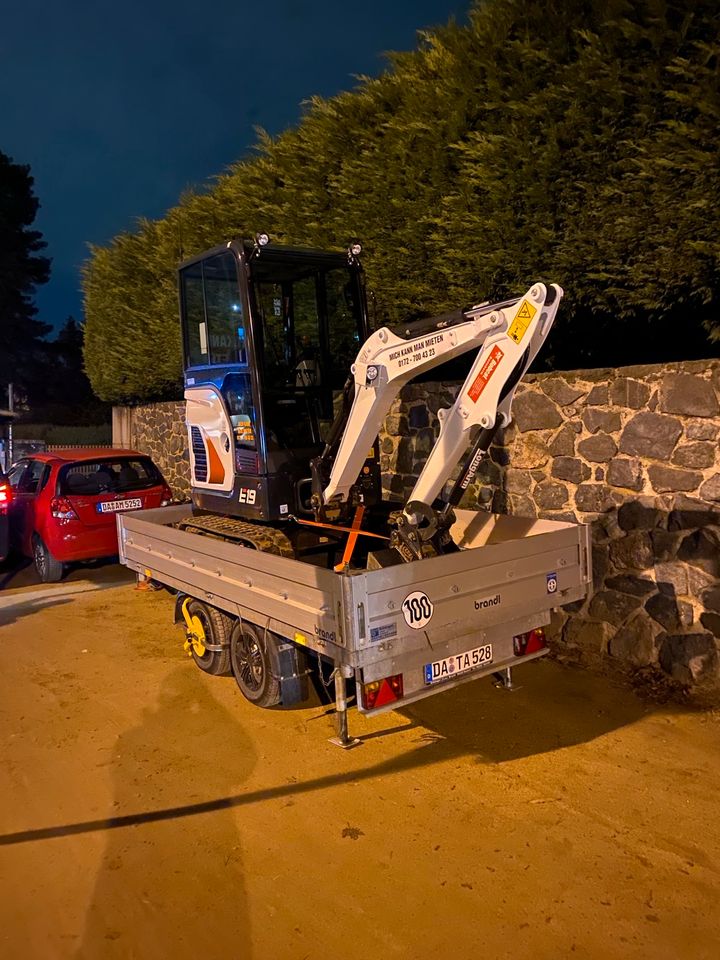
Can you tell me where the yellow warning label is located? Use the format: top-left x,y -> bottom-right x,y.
508,299 -> 537,344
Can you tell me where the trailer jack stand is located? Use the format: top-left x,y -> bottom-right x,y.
492,668 -> 515,691
329,669 -> 361,749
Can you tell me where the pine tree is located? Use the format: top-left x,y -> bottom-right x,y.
0,150 -> 51,394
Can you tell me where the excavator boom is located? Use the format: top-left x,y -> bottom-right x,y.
317,282 -> 563,559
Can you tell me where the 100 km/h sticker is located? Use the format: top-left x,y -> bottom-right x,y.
402,591 -> 434,629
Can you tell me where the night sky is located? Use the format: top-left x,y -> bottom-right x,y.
1,1 -> 468,332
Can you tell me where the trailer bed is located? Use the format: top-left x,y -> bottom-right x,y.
118,505 -> 591,717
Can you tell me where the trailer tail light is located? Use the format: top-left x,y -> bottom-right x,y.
0,481 -> 11,508
513,627 -> 546,657
361,673 -> 403,711
50,497 -> 79,520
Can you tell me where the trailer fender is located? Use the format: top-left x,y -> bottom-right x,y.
262,629 -> 311,707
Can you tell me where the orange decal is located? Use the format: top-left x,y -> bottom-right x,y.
468,345 -> 504,402
206,438 -> 226,484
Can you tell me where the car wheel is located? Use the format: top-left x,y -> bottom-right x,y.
230,621 -> 280,707
183,599 -> 232,676
32,535 -> 65,583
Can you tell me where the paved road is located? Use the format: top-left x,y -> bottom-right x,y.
0,578 -> 718,959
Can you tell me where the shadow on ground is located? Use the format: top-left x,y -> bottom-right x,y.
0,596 -> 73,627
0,552 -> 32,590
0,658 -> 652,854
0,552 -> 128,592
401,656 -> 653,762
73,667 -> 256,959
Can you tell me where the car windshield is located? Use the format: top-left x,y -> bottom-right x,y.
60,458 -> 161,496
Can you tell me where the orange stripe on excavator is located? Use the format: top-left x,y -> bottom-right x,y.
206,438 -> 226,484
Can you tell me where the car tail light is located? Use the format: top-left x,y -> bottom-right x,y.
160,484 -> 173,506
361,673 -> 404,710
513,627 -> 546,657
50,497 -> 79,520
0,481 -> 11,508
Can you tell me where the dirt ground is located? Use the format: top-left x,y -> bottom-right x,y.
1,559 -> 719,960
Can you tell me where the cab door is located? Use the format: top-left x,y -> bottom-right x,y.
180,250 -> 251,496
185,386 -> 236,493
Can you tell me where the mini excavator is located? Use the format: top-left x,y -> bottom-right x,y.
178,236 -> 562,568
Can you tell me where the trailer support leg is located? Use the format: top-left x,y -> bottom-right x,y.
492,667 -> 515,691
329,668 -> 361,749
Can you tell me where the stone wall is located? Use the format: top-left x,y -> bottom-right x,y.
116,358 -> 720,690
382,360 -> 720,689
124,401 -> 191,500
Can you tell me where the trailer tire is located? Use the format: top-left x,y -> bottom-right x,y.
230,621 -> 281,708
185,600 -> 232,676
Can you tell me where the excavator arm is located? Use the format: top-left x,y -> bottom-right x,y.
313,282 -> 563,560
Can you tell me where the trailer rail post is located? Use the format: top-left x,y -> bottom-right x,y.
329,665 -> 361,749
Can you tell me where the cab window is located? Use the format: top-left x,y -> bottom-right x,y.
222,373 -> 256,449
180,252 -> 247,368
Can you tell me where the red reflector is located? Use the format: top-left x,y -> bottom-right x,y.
361,674 -> 404,710
513,628 -> 546,656
50,497 -> 79,520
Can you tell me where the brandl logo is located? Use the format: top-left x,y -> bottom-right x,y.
474,594 -> 501,610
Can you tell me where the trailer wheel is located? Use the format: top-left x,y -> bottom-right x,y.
230,622 -> 280,708
183,600 -> 232,676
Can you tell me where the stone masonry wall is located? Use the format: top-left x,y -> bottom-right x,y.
382,360 -> 720,689
116,358 -> 720,690
126,401 -> 191,501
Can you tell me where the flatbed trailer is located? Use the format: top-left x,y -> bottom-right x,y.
118,505 -> 591,746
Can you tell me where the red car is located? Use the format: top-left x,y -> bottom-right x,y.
7,448 -> 172,582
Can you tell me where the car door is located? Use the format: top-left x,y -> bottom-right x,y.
7,459 -> 48,554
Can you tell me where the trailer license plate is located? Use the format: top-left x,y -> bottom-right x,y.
424,643 -> 493,685
96,498 -> 142,514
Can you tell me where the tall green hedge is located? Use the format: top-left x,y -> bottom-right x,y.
83,0 -> 720,403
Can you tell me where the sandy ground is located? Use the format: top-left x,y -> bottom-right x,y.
1,557 -> 719,960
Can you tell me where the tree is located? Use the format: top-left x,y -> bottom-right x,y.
0,151 -> 51,394
26,317 -> 110,425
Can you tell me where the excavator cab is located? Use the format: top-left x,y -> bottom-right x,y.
179,239 -> 381,522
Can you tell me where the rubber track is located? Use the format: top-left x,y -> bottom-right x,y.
173,514 -> 295,558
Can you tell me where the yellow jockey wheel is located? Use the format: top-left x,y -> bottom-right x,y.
181,598 -> 232,676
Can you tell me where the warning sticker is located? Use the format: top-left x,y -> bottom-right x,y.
468,345 -> 505,403
507,299 -> 537,344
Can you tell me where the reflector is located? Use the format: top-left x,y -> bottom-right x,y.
361,674 -> 403,710
513,628 -> 546,656
50,497 -> 79,520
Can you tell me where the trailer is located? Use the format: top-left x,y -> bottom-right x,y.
118,504 -> 591,747
117,240 -> 592,745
